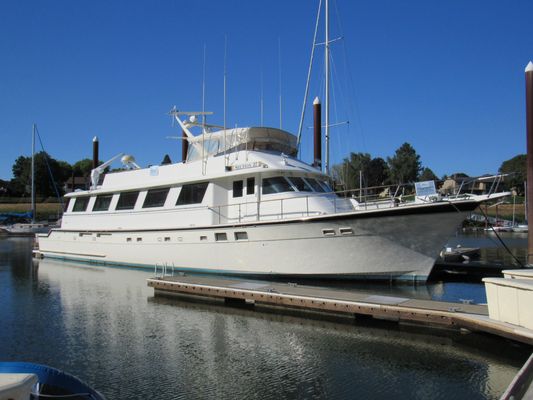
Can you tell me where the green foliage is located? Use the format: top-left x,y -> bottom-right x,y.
332,152 -> 390,190
10,152 -> 65,198
161,154 -> 172,165
387,143 -> 421,184
419,167 -> 438,181
72,159 -> 95,177
499,154 -> 526,193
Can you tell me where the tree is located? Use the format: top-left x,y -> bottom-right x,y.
10,152 -> 66,198
387,143 -> 421,184
419,167 -> 438,182
161,154 -> 172,165
332,152 -> 371,191
367,157 -> 389,187
499,154 -> 526,193
72,159 -> 95,177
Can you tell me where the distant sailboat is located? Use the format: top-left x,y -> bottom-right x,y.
4,124 -> 54,236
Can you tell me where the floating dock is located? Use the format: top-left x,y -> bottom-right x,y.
147,275 -> 533,346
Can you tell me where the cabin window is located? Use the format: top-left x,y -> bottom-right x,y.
93,194 -> 113,211
143,188 -> 170,208
306,178 -> 326,192
246,178 -> 255,195
287,177 -> 313,192
176,182 -> 208,205
262,177 -> 294,195
234,231 -> 248,241
320,180 -> 333,192
215,232 -> 227,241
72,197 -> 90,212
117,191 -> 139,210
233,181 -> 243,198
63,198 -> 71,212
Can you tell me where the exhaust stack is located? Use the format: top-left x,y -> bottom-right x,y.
313,97 -> 322,169
92,136 -> 99,169
182,130 -> 188,163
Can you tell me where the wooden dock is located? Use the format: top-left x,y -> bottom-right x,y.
147,275 -> 533,346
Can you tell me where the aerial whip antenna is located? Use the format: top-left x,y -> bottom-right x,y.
297,0 -> 322,155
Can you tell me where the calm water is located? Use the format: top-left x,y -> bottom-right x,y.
0,237 -> 530,399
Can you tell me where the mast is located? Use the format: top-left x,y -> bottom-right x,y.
325,0 -> 330,175
31,123 -> 36,223
525,61 -> 533,264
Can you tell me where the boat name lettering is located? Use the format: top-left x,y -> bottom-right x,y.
232,162 -> 266,170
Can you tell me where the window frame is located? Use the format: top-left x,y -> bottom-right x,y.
176,182 -> 209,206
116,191 -> 140,210
142,187 -> 170,208
261,176 -> 295,195
92,194 -> 113,212
233,180 -> 244,198
72,196 -> 90,212
246,177 -> 255,195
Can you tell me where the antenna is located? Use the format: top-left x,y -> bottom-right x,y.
325,0 -> 330,175
223,35 -> 228,166
202,44 -> 207,129
297,0 -> 322,155
260,67 -> 264,126
202,44 -> 207,174
278,36 -> 282,129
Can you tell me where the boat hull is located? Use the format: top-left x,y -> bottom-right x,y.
37,201 -> 478,282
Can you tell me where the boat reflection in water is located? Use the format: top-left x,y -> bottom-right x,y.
4,254 -> 525,399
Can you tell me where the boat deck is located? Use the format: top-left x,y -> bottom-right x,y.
147,275 -> 533,346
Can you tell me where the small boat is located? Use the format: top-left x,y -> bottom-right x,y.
439,245 -> 480,263
512,224 -> 528,233
2,222 -> 53,236
0,362 -> 105,399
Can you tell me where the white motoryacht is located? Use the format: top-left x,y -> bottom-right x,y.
35,0 -> 509,281
36,116 -> 507,282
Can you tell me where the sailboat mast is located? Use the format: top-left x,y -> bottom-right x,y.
31,123 -> 36,223
325,0 -> 330,175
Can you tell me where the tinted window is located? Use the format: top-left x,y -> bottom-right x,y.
233,181 -> 243,198
246,178 -> 255,195
288,177 -> 313,192
117,191 -> 139,210
320,180 -> 333,192
176,182 -> 208,205
306,178 -> 326,192
262,177 -> 294,195
143,188 -> 170,208
72,197 -> 90,212
63,198 -> 71,212
93,195 -> 113,211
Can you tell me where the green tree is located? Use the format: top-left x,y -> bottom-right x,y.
11,152 -> 66,198
419,167 -> 438,182
387,143 -> 421,184
72,159 -> 95,177
499,154 -> 526,193
367,157 -> 390,187
332,152 -> 372,190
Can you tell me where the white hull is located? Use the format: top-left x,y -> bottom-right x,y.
37,202 -> 475,282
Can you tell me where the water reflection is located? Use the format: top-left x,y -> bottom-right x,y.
0,239 -> 529,399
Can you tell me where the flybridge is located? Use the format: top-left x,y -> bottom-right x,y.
169,109 -> 298,163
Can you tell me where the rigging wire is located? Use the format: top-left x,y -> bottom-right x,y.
476,206 -> 525,268
296,0 -> 322,155
34,126 -> 64,210
333,0 -> 366,153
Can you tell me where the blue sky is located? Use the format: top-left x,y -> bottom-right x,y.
1,0 -> 531,180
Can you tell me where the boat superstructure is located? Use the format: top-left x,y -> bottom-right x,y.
36,119 -> 506,282
36,0 -> 509,281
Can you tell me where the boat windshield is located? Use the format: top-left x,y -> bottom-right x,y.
306,178 -> 326,192
262,177 -> 295,195
287,177 -> 313,192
